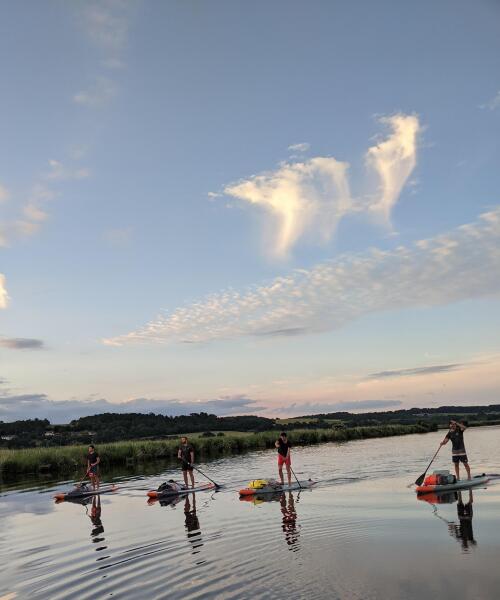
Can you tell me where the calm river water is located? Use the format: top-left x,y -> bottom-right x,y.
1,426 -> 500,599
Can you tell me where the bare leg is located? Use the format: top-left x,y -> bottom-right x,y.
189,470 -> 195,488
278,465 -> 284,485
183,470 -> 189,487
286,465 -> 292,487
454,462 -> 460,480
464,462 -> 471,480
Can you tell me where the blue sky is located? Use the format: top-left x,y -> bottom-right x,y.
1,0 -> 499,422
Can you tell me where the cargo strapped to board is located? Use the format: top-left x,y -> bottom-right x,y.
424,471 -> 457,486
248,479 -> 268,489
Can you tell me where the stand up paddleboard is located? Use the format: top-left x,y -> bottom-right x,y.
54,484 -> 118,501
147,482 -> 215,499
239,479 -> 317,496
416,474 -> 490,495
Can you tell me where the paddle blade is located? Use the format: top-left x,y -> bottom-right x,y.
414,473 -> 426,486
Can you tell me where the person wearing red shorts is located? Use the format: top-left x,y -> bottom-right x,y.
275,432 -> 292,486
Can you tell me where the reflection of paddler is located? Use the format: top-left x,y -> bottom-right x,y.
280,492 -> 300,549
89,495 -> 104,538
455,490 -> 476,549
184,493 -> 203,554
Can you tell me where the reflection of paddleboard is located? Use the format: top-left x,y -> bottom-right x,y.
417,491 -> 458,505
239,480 -> 317,496
416,474 -> 489,495
239,491 -> 284,504
147,482 -> 215,499
54,485 -> 118,501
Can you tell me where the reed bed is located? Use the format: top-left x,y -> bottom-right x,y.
0,423 -> 431,479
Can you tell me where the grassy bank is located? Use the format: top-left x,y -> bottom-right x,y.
0,423 -> 432,479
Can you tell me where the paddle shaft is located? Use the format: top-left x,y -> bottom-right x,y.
77,469 -> 89,487
415,445 -> 442,486
183,460 -> 220,489
289,464 -> 302,489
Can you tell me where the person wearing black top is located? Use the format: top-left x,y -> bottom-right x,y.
440,420 -> 472,481
275,431 -> 292,486
178,436 -> 195,488
87,445 -> 100,490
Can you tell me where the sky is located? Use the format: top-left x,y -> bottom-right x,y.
1,0 -> 499,422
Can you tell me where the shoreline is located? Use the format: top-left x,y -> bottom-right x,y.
0,423 -> 436,481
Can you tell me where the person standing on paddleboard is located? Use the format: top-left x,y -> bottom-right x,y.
87,445 -> 100,490
178,436 -> 195,488
440,420 -> 471,481
275,432 -> 292,487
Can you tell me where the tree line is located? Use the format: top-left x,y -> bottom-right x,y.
1,404 -> 499,449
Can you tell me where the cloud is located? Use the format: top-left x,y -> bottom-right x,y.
0,162 -> 90,246
365,114 -> 420,222
224,156 -> 353,259
45,159 -> 91,182
0,275 -> 8,309
288,142 -> 310,153
480,90 -> 500,111
0,338 -> 44,350
81,0 -> 131,53
0,393 -> 262,423
23,204 -> 48,222
275,399 -> 403,415
222,114 -> 420,258
366,363 -> 463,380
73,76 -> 117,108
0,184 -> 9,203
105,207 -> 500,346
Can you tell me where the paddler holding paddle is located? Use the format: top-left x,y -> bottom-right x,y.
440,420 -> 472,481
87,444 -> 100,490
178,436 -> 195,488
275,432 -> 292,487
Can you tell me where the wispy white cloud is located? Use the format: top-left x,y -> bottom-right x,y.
82,0 -> 131,53
222,114 -> 420,258
224,157 -> 352,259
104,207 -> 500,346
73,1 -> 134,109
73,76 -> 117,108
480,90 -> 500,111
288,142 -> 310,153
45,159 -> 91,182
23,203 -> 48,222
0,274 -> 8,308
365,113 -> 420,222
0,160 -> 90,246
0,184 -> 9,203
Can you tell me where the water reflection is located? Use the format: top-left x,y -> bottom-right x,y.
88,495 -> 106,548
184,493 -> 204,557
152,491 -> 205,561
240,491 -> 301,551
418,489 -> 477,551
